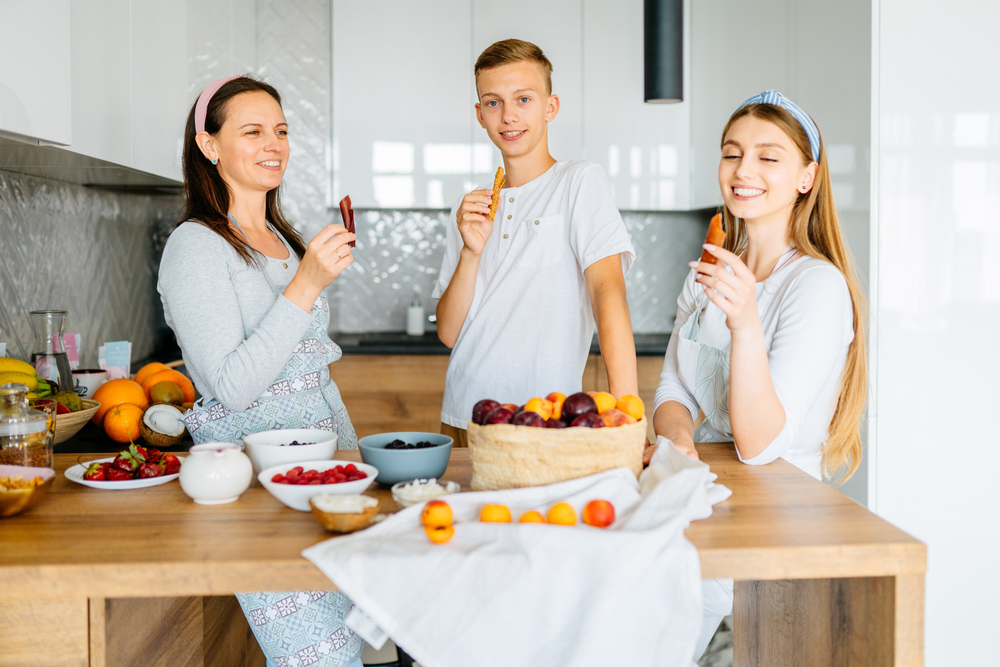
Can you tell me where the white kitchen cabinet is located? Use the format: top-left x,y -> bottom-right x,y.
332,0 -> 474,209
130,0 -> 189,182
0,1 -> 72,146
472,0 -> 583,170
583,0 -> 693,210
69,0 -> 132,167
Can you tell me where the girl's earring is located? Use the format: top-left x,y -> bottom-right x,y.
211,159 -> 218,165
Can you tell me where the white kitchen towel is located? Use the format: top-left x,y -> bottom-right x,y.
302,443 -> 731,667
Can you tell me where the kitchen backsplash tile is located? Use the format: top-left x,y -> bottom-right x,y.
330,208 -> 710,334
0,170 -> 181,365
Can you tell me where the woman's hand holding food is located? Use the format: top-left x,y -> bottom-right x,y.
456,189 -> 495,256
284,224 -> 356,312
691,244 -> 761,335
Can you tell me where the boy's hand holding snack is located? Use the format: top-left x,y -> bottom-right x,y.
455,188 -> 496,256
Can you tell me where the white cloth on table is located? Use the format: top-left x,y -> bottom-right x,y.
302,443 -> 730,667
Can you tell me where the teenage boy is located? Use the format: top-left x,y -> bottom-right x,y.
434,39 -> 637,445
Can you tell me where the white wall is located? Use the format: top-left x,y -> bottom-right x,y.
871,0 -> 1000,663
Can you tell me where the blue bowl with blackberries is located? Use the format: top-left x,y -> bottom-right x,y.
357,431 -> 453,485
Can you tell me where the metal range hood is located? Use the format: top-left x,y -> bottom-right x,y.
644,0 -> 684,103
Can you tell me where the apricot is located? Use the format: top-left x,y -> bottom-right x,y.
601,408 -> 637,427
480,504 -> 512,523
523,397 -> 554,421
547,502 -> 577,526
583,500 -> 616,528
545,392 -> 566,420
616,395 -> 645,421
421,500 -> 453,529
518,510 -> 546,523
501,403 -> 519,412
587,391 -> 617,415
425,524 -> 455,544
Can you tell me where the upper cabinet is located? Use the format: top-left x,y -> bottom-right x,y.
332,0 -> 474,209
66,0 -> 188,182
0,1 -> 72,146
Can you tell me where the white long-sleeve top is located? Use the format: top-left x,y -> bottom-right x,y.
654,255 -> 854,479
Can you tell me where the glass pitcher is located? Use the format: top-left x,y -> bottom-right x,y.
0,382 -> 53,468
30,310 -> 73,394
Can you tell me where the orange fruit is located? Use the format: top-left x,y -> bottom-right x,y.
616,395 -> 645,421
601,408 -> 637,427
582,500 -> 616,528
425,524 -> 455,544
103,403 -> 143,443
142,369 -> 195,403
480,504 -> 512,523
134,362 -> 169,387
523,397 -> 553,421
91,378 -> 150,425
421,500 -> 453,529
545,392 -> 566,420
518,510 -> 546,524
547,502 -> 577,526
588,391 -> 617,415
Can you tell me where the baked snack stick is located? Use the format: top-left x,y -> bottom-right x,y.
488,167 -> 505,222
698,213 -> 726,266
338,195 -> 356,247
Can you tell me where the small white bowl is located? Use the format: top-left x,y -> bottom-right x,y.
243,428 -> 338,475
258,460 -> 377,512
390,479 -> 461,507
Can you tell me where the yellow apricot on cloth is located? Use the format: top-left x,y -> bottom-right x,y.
421,500 -> 453,529
547,502 -> 578,526
518,510 -> 546,524
425,524 -> 455,543
480,504 -> 512,523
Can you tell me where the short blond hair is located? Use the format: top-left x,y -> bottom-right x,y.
474,39 -> 553,96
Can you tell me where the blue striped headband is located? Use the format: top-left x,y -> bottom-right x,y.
735,90 -> 820,163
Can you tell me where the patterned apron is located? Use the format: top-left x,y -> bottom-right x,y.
181,217 -> 364,667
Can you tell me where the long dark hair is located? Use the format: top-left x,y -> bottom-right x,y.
179,76 -> 306,266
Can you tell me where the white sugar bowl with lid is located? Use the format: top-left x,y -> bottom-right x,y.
179,442 -> 253,505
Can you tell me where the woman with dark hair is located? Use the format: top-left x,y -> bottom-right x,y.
158,75 -> 364,666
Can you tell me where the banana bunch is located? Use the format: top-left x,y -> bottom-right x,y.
0,357 -> 53,398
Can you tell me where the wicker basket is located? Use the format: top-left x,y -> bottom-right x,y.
467,417 -> 646,491
53,399 -> 100,445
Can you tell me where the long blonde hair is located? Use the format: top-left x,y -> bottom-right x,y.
720,104 -> 868,482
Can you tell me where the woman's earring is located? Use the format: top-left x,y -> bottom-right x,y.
211,159 -> 218,165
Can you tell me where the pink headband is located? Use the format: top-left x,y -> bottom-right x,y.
195,75 -> 241,133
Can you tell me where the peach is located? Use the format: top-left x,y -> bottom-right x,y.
545,392 -> 566,420
601,408 -> 637,427
421,500 -> 453,529
547,502 -> 577,526
480,504 -> 512,523
501,403 -> 519,413
518,510 -> 546,523
616,394 -> 645,421
425,524 -> 455,544
523,397 -> 554,421
583,500 -> 615,528
587,391 -> 617,415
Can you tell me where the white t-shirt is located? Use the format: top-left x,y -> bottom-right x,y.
433,160 -> 635,428
654,255 -> 854,479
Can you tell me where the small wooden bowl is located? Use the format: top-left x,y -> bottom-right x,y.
309,497 -> 379,533
54,399 -> 100,445
0,468 -> 55,518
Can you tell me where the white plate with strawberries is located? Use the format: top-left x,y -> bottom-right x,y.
65,445 -> 184,490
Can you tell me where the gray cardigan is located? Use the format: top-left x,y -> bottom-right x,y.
157,222 -> 314,412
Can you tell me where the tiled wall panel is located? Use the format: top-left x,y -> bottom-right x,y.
0,170 -> 181,365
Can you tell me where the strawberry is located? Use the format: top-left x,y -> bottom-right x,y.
112,444 -> 148,472
138,461 -> 164,478
106,467 -> 133,481
145,448 -> 161,461
162,453 -> 181,475
83,462 -> 107,480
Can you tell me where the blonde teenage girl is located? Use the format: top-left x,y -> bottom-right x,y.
646,90 -> 868,663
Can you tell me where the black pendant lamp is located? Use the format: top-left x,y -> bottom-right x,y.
644,0 -> 683,103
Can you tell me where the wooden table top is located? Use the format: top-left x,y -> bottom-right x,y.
0,445 -> 925,599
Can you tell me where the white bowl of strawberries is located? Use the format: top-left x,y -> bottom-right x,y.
258,460 -> 378,511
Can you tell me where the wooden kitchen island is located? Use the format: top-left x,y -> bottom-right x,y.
0,445 -> 925,667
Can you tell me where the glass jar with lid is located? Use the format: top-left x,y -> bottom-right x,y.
0,382 -> 53,468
